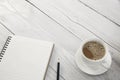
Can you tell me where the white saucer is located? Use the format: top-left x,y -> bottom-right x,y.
75,50 -> 112,75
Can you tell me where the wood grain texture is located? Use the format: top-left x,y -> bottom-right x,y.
27,0 -> 120,52
0,0 -> 120,80
78,0 -> 120,26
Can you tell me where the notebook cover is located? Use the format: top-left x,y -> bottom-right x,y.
0,35 -> 54,80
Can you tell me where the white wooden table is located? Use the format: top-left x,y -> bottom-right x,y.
0,0 -> 120,80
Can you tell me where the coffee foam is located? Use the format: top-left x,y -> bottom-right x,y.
83,41 -> 105,60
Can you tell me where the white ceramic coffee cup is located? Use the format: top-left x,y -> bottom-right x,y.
77,38 -> 111,69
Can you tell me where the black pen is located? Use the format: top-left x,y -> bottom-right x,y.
57,59 -> 60,80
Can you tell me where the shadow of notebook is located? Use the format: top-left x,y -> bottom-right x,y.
0,35 -> 54,80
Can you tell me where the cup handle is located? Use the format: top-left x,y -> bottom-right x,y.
101,59 -> 110,69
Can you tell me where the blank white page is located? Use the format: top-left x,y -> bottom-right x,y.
0,35 -> 54,80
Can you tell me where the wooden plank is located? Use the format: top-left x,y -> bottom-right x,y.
0,1 -> 81,55
78,0 -> 120,26
27,0 -> 120,52
45,66 -> 65,80
1,0 -> 120,80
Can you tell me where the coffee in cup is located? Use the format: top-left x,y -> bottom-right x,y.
83,41 -> 105,60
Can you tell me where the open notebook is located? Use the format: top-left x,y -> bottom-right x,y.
0,35 -> 54,80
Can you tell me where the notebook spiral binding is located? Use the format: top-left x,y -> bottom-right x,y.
0,36 -> 12,62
